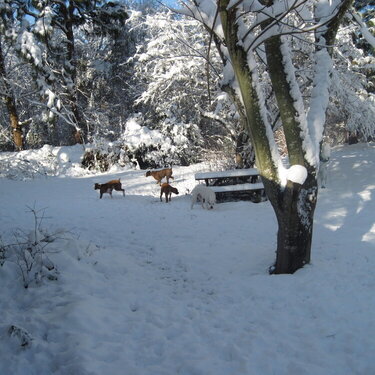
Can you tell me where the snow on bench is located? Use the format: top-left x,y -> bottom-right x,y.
209,182 -> 264,193
195,168 -> 259,181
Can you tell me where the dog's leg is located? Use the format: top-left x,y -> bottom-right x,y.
200,195 -> 205,209
191,193 -> 196,209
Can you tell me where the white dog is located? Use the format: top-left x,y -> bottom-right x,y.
191,184 -> 216,210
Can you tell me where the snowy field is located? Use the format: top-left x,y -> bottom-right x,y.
0,143 -> 374,375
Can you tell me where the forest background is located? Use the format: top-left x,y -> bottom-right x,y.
0,0 -> 374,170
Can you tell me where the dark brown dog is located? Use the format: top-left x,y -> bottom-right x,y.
160,183 -> 179,203
94,179 -> 125,199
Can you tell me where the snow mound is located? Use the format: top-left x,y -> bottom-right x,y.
286,164 -> 308,185
0,144 -> 88,180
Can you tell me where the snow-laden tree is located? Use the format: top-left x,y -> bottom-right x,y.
0,0 -> 25,150
71,7 -> 134,144
353,0 -> 375,55
127,10 -> 250,166
126,0 -> 162,13
327,21 -> 375,143
15,0 -> 128,145
0,0 -> 50,150
182,0 -> 358,274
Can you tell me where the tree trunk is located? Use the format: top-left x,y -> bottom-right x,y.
264,34 -> 306,166
262,29 -> 318,273
0,38 -> 23,150
219,1 -> 279,182
7,97 -> 23,150
219,0 -> 318,274
64,1 -> 86,144
270,174 -> 318,274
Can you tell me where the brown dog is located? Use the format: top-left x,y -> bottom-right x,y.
94,179 -> 125,199
160,183 -> 179,203
146,168 -> 174,185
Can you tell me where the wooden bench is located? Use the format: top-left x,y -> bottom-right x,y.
194,168 -> 266,203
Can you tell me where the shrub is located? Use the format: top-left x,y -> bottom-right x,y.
2,206 -> 63,288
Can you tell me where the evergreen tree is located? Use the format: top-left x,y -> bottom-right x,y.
18,0 -> 128,145
0,1 -> 23,150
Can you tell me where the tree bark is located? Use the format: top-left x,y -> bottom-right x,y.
0,38 -> 23,150
219,1 -> 279,183
63,1 -> 87,144
264,35 -> 307,166
272,175 -> 318,274
263,28 -> 319,273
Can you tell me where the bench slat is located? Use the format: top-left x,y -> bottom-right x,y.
210,182 -> 264,193
195,168 -> 259,180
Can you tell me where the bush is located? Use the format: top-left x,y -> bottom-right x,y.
81,114 -> 203,171
1,206 -> 63,289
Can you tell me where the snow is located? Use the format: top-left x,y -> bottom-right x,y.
34,6 -> 54,36
123,117 -> 167,147
19,31 -> 43,67
210,182 -> 264,192
195,168 -> 259,179
352,11 -> 375,49
286,164 -> 308,185
1,142 -> 375,375
279,36 -> 316,167
248,52 -> 286,185
306,47 -> 333,167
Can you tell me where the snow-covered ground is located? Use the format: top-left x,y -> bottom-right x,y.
0,143 -> 374,375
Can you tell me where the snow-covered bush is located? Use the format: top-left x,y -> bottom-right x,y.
0,144 -> 85,179
121,114 -> 202,168
82,149 -> 112,172
0,240 -> 5,267
0,126 -> 14,151
82,144 -> 132,172
82,114 -> 203,170
1,206 -> 62,289
0,155 -> 50,180
8,325 -> 33,348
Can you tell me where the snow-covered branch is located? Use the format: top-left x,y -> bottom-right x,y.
351,10 -> 375,49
